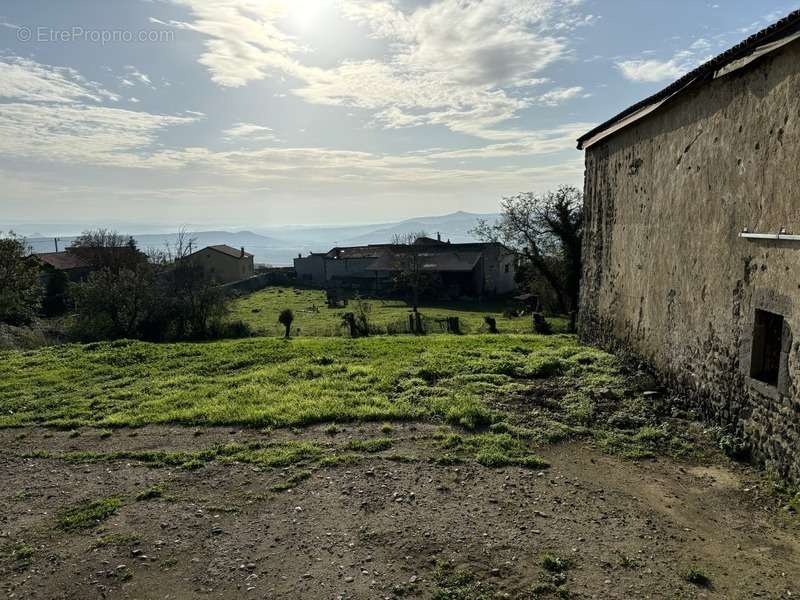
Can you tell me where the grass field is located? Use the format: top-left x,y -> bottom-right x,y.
228,286 -> 568,337
0,334 -> 608,429
0,332 -> 699,463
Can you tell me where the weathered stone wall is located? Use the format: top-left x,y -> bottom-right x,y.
579,40 -> 800,481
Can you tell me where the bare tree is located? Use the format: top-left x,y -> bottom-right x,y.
67,229 -> 144,272
148,227 -> 199,265
474,185 -> 583,319
168,226 -> 198,262
390,231 -> 429,312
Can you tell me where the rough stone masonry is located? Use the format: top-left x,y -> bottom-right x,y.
577,15 -> 800,481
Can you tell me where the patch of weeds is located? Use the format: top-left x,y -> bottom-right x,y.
58,496 -> 122,530
488,421 -> 538,438
380,423 -> 394,434
324,424 -> 339,436
541,552 -> 570,573
179,459 -> 206,470
440,433 -> 464,449
718,432 -> 750,461
431,561 -> 494,600
161,557 -> 178,569
9,544 -> 34,569
135,485 -> 165,501
92,533 -> 141,548
618,554 -> 640,569
597,425 -> 676,460
345,438 -> 393,453
684,566 -> 711,588
13,490 -> 34,501
531,581 -> 570,599
432,453 -> 463,466
68,430 -> 81,438
318,453 -> 364,468
271,470 -> 312,492
221,441 -> 324,468
98,429 -> 113,439
15,432 -> 27,440
471,433 -> 549,469
111,565 -> 133,581
19,450 -> 51,459
445,402 -> 494,431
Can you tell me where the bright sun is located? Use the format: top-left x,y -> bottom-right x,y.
287,0 -> 331,31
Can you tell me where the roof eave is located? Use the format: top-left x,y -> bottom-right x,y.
576,10 -> 800,150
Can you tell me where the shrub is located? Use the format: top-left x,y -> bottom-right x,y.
278,309 -> 294,338
0,233 -> 41,326
541,553 -> 570,573
684,567 -> 711,587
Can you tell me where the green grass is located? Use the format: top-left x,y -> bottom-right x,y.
344,437 -> 393,453
229,286 -> 568,337
0,334 -> 589,429
57,496 -> 122,530
431,562 -> 494,600
0,328 -> 701,468
541,553 -> 571,573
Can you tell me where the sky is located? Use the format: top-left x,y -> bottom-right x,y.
1,0 -> 798,230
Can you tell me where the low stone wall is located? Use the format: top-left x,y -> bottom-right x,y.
221,269 -> 295,294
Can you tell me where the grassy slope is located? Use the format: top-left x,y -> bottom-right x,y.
0,334 -> 615,430
228,287 -> 568,337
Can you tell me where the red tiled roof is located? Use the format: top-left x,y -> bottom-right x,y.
188,245 -> 253,259
35,252 -> 90,271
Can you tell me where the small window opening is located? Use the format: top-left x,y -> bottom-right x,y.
750,309 -> 784,386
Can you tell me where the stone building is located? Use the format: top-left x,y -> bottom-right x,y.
577,11 -> 800,480
294,236 -> 516,297
183,245 -> 255,285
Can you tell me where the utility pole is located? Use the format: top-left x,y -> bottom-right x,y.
54,237 -> 60,252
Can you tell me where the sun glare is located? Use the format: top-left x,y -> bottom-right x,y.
287,0 -> 331,31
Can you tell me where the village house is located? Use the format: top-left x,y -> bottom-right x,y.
183,245 -> 255,285
34,252 -> 92,283
294,234 -> 517,297
577,11 -> 800,480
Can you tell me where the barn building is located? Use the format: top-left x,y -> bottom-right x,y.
577,11 -> 800,480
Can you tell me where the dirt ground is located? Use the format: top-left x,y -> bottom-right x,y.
1,424 -> 799,599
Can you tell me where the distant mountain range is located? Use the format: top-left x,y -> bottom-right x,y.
19,211 -> 501,266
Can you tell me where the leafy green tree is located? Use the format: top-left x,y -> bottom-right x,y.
70,265 -> 157,340
0,233 -> 41,325
474,185 -> 583,317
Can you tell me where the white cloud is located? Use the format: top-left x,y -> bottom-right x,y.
223,122 -> 279,142
165,0 -> 591,140
121,66 -> 156,89
0,56 -> 119,103
0,103 -> 196,167
420,122 -> 595,160
534,86 -> 588,106
617,39 -> 714,83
